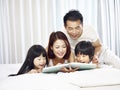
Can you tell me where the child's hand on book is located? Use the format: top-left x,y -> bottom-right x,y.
28,68 -> 43,73
28,69 -> 38,73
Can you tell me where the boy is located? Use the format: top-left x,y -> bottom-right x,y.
75,41 -> 98,64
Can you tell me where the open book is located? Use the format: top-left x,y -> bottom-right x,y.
42,62 -> 97,73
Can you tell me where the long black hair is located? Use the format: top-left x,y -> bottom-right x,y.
9,45 -> 48,76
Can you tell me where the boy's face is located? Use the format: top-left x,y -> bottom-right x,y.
76,53 -> 90,63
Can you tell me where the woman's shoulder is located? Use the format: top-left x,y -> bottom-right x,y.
48,59 -> 54,66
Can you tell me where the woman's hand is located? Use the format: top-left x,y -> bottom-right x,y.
60,65 -> 79,73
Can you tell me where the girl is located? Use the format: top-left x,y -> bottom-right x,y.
9,45 -> 48,76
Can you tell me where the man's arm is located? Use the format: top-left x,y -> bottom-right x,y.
92,39 -> 102,64
92,39 -> 102,56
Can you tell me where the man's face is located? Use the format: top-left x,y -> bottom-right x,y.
65,20 -> 83,40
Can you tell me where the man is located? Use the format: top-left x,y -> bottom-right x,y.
63,10 -> 120,69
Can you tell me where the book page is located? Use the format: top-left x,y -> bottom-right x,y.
42,63 -> 69,73
42,63 -> 97,73
70,62 -> 97,70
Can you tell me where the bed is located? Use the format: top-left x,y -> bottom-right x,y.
0,64 -> 120,90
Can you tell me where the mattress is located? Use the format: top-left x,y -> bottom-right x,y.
0,64 -> 120,90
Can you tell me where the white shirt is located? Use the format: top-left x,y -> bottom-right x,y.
63,25 -> 99,51
63,25 -> 120,69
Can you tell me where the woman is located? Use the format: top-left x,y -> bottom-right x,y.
47,31 -> 76,72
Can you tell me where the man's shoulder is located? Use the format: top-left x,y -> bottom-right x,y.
83,25 -> 97,34
83,25 -> 95,30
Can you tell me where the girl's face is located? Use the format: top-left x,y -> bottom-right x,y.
52,39 -> 67,59
76,53 -> 90,63
33,54 -> 46,69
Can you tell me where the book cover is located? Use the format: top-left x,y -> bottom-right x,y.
42,62 -> 97,73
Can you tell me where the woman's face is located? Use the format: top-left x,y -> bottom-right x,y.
76,53 -> 90,63
33,54 -> 46,69
51,39 -> 67,59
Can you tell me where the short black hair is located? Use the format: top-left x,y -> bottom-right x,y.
63,9 -> 83,26
75,41 -> 95,61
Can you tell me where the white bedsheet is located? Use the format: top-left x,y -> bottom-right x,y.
57,68 -> 120,87
0,73 -> 80,90
0,64 -> 120,90
0,64 -> 21,81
